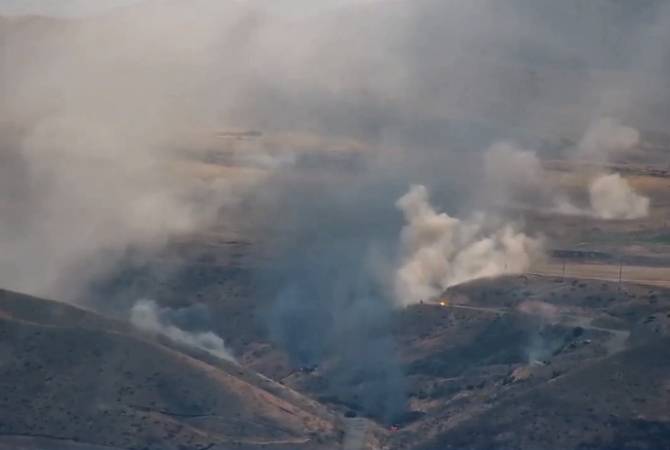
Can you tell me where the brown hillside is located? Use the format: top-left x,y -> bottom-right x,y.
0,289 -> 342,450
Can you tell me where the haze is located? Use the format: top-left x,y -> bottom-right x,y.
1,1 -> 670,449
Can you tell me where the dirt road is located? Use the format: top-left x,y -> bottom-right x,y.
439,304 -> 630,355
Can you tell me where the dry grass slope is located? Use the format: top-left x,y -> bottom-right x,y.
0,290 -> 342,450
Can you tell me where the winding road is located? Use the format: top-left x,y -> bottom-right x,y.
439,303 -> 630,355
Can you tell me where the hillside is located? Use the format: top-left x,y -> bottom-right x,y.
0,290 -> 342,450
416,336 -> 670,450
2,1 -> 670,449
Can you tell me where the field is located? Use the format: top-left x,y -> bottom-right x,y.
532,260 -> 670,288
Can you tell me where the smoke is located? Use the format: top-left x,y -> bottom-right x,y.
517,300 -> 560,321
262,235 -> 407,420
2,0 -> 670,421
394,185 -> 543,305
483,143 -> 546,194
578,119 -> 651,219
589,173 -> 650,220
130,299 -> 235,362
575,119 -> 650,220
1,1 -> 667,301
482,142 -> 554,209
483,119 -> 650,220
0,113 -> 235,299
575,117 -> 641,163
517,301 -> 565,364
0,2 -> 273,300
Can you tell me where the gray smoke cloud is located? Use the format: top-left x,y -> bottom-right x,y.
395,185 -> 543,305
574,118 -> 650,220
578,118 -> 650,219
130,299 -> 235,362
1,1 -> 667,301
2,0 -> 670,421
0,2 -> 275,300
482,141 -> 555,209
575,117 -> 641,163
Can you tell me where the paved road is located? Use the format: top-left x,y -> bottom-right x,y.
343,418 -> 369,450
531,261 -> 670,288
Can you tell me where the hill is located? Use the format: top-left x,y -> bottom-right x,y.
0,289 -> 342,450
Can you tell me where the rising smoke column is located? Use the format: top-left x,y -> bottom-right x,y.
263,247 -> 407,421
589,173 -> 650,220
482,119 -> 651,220
394,185 -> 543,305
130,299 -> 235,362
578,118 -> 650,219
576,117 -> 641,163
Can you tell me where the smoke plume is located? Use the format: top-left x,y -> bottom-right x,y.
395,185 -> 543,305
483,120 -> 650,220
0,2 -> 275,300
589,173 -> 650,220
1,1 -> 667,301
2,0 -> 670,421
130,299 -> 235,362
517,300 -> 566,364
576,117 -> 641,163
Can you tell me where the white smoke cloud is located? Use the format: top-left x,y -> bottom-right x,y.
394,185 -> 543,305
0,0 -> 665,325
130,299 -> 235,362
574,118 -> 649,219
483,120 -> 650,221
577,118 -> 650,219
589,173 -> 650,220
483,141 -> 585,216
575,117 -> 641,163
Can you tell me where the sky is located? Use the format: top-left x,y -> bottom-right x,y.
0,0 -> 369,17
0,0 -> 140,16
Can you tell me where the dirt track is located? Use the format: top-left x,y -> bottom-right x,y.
438,303 -> 630,355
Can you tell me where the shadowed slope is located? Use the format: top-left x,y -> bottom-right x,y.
0,289 -> 342,450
